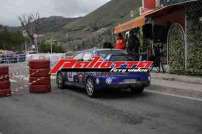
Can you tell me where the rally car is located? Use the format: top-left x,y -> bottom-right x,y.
56,49 -> 151,97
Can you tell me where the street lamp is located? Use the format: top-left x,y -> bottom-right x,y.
51,39 -> 57,54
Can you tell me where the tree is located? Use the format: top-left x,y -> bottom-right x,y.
39,41 -> 65,53
0,29 -> 25,51
18,13 -> 40,50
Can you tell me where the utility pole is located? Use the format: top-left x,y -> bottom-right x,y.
50,39 -> 56,54
34,34 -> 39,53
22,30 -> 28,53
51,39 -> 53,54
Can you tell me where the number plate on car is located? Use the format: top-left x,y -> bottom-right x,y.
123,79 -> 137,84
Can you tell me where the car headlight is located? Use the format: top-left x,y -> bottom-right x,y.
106,77 -> 112,85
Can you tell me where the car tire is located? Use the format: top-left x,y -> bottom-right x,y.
131,86 -> 144,94
85,78 -> 97,98
56,71 -> 65,89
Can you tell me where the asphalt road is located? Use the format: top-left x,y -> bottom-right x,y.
0,63 -> 202,134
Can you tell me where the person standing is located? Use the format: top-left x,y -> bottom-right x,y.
154,44 -> 165,73
127,30 -> 140,60
114,33 -> 126,50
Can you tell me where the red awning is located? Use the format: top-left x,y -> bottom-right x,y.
114,15 -> 145,34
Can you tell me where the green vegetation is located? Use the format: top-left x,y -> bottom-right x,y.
39,41 -> 65,53
37,16 -> 80,34
0,27 -> 25,51
187,4 -> 202,75
64,0 -> 141,31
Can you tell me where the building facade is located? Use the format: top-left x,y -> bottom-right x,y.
114,0 -> 202,75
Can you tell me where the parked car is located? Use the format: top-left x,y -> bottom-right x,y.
56,49 -> 151,97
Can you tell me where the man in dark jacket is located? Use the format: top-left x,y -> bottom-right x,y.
127,30 -> 140,60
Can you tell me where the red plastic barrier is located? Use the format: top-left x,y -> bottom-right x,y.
0,66 -> 11,97
29,60 -> 51,93
29,69 -> 50,77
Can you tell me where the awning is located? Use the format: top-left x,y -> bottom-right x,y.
113,0 -> 192,34
114,15 -> 145,34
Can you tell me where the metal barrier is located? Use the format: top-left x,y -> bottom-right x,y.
0,54 -> 26,64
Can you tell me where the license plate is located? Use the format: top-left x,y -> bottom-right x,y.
123,79 -> 137,84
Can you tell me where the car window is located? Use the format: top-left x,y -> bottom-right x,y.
83,52 -> 92,61
74,52 -> 84,60
96,50 -> 127,59
110,55 -> 135,61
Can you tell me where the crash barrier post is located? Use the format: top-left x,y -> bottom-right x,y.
0,66 -> 11,97
29,59 -> 51,93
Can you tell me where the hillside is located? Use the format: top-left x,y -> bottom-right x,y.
64,0 -> 141,32
56,0 -> 142,50
37,16 -> 80,34
1,0 -> 142,51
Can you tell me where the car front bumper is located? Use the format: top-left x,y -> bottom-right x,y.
95,79 -> 150,90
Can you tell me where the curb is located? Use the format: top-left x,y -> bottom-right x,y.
151,73 -> 202,85
148,84 -> 202,99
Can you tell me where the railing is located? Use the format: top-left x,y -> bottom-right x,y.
0,54 -> 26,64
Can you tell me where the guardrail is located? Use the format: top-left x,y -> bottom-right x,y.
0,54 -> 26,64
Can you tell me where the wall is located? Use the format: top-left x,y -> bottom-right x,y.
154,7 -> 185,29
143,0 -> 156,9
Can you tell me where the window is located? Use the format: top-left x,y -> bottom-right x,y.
83,53 -> 92,61
74,52 -> 84,61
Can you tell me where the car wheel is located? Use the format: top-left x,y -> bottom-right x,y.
56,71 -> 65,89
85,78 -> 97,98
131,86 -> 144,94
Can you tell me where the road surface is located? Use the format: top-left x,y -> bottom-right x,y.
0,63 -> 201,134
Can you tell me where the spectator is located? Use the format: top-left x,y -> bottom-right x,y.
127,30 -> 140,60
103,42 -> 113,49
114,33 -> 126,50
154,44 -> 165,73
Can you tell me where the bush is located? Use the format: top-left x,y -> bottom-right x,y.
39,41 -> 65,53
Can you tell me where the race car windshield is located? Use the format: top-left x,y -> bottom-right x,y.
110,55 -> 135,61
96,50 -> 127,59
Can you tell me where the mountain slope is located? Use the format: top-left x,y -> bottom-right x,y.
37,16 -> 80,33
57,0 -> 142,50
64,0 -> 142,32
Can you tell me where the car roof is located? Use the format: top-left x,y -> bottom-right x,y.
74,48 -> 128,58
76,48 -> 126,53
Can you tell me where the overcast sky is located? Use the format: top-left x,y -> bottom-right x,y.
0,0 -> 110,26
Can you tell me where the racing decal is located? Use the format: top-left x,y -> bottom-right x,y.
51,56 -> 153,74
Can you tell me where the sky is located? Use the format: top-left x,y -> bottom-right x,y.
0,0 -> 110,26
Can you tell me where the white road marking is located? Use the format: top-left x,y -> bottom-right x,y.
146,89 -> 202,102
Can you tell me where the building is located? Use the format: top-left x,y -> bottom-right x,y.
114,0 -> 202,75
